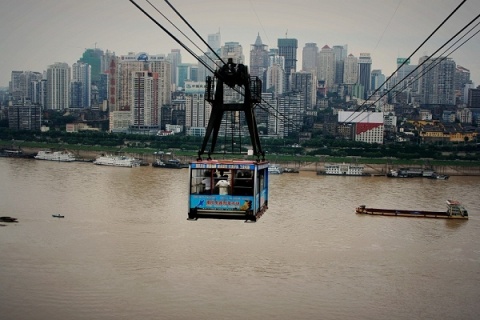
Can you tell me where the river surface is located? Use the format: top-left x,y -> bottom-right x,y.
1,158 -> 479,320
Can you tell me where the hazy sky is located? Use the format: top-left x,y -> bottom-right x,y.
1,0 -> 479,87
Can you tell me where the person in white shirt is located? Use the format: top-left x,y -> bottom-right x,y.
215,179 -> 230,195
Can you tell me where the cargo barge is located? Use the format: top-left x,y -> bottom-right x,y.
356,200 -> 468,219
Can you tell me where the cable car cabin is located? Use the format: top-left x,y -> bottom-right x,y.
188,160 -> 269,222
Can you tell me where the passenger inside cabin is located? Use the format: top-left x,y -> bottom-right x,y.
233,170 -> 253,195
200,170 -> 212,194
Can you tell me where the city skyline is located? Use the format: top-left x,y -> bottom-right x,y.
1,0 -> 479,87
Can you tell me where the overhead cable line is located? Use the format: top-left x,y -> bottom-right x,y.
129,0 -> 214,73
163,0 -> 226,66
353,19 -> 480,125
342,0 -> 468,124
145,0 -> 223,70
389,21 -> 480,105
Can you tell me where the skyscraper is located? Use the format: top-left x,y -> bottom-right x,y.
343,54 -> 358,85
249,33 -> 269,80
131,71 -> 161,130
207,31 -> 221,54
358,53 -> 372,99
9,71 -> 43,103
291,71 -> 316,110
302,43 -> 318,73
46,62 -> 71,110
333,45 -> 348,85
167,49 -> 182,88
278,38 -> 298,91
417,56 -> 456,106
317,45 -> 336,91
79,48 -> 103,85
220,42 -> 244,64
71,62 -> 91,108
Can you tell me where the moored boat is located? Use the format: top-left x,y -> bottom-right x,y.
319,163 -> 365,176
52,214 -> 64,218
93,155 -> 140,167
152,158 -> 182,169
268,164 -> 283,174
34,150 -> 76,162
355,200 -> 468,219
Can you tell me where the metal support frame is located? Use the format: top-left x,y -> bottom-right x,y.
198,58 -> 265,161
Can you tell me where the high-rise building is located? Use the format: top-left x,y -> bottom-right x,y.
358,53 -> 372,99
71,62 -> 91,108
149,57 -> 171,106
278,92 -> 304,137
46,62 -> 71,110
167,49 -> 182,88
343,54 -> 358,85
109,52 -> 171,112
417,56 -> 456,106
370,69 -> 385,93
220,42 -> 244,64
333,45 -> 347,85
9,71 -> 43,102
455,65 -> 470,103
207,31 -> 221,54
79,48 -> 103,85
467,87 -> 480,108
184,81 -> 210,132
109,54 -> 145,112
317,45 -> 336,91
108,53 -> 171,132
177,63 -> 196,89
266,64 -> 285,97
131,71 -> 161,130
302,43 -> 318,73
291,71 -> 316,110
249,33 -> 269,80
390,58 -> 418,92
278,38 -> 298,91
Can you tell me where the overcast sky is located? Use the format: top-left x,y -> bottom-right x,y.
1,0 -> 479,87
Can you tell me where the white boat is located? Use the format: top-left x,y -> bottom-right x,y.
93,155 -> 140,167
323,163 -> 364,176
268,164 -> 283,174
34,150 -> 76,162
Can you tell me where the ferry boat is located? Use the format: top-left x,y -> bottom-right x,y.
322,163 -> 364,176
93,155 -> 140,167
268,164 -> 283,174
355,200 -> 468,219
34,150 -> 76,162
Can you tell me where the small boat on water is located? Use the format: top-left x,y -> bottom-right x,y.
93,155 -> 140,167
0,216 -> 18,223
35,150 -> 76,162
52,214 -> 64,218
356,200 -> 468,219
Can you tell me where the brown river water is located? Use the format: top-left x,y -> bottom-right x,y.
1,157 -> 479,320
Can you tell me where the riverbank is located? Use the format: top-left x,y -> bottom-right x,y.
8,146 -> 480,176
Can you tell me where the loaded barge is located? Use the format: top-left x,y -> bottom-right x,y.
356,200 -> 468,219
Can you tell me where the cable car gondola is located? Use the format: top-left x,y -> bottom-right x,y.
187,59 -> 269,222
